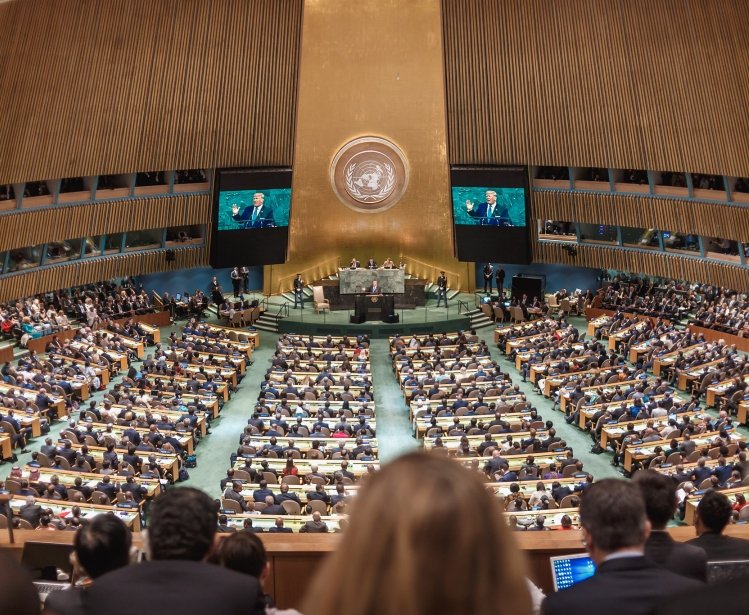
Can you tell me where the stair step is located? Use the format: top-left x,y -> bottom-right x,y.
280,292 -> 295,302
446,289 -> 460,299
469,315 -> 494,329
253,322 -> 279,332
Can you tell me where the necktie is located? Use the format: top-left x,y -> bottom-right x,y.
488,205 -> 494,218
252,207 -> 259,222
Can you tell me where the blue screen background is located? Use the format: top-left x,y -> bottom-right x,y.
452,186 -> 527,227
217,188 -> 291,231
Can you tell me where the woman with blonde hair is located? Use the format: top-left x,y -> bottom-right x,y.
303,452 -> 533,615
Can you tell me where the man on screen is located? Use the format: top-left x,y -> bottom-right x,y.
231,192 -> 275,229
466,190 -> 510,226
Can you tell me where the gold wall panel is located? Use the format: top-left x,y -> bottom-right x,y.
266,0 -> 472,293
534,242 -> 749,292
0,0 -> 302,183
0,246 -> 207,303
0,194 -> 210,253
532,192 -> 749,244
443,0 -> 749,177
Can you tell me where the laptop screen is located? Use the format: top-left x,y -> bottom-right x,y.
21,542 -> 74,580
550,553 -> 596,591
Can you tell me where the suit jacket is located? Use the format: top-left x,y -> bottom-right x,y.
83,559 -> 264,615
655,576 -> 749,615
299,520 -> 328,533
469,202 -> 510,225
268,526 -> 293,533
233,205 -> 275,228
644,531 -> 707,581
687,531 -> 749,561
541,556 -> 702,615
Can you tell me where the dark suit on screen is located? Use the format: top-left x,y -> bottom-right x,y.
83,559 -> 264,615
468,201 -> 510,226
541,556 -> 702,615
644,531 -> 707,581
232,204 -> 275,229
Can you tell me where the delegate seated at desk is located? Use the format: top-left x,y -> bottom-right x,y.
366,258 -> 377,269
349,257 -> 360,269
231,192 -> 275,229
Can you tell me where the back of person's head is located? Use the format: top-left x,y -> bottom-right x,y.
579,479 -> 648,554
633,470 -> 677,530
209,532 -> 267,579
147,487 -> 217,561
74,513 -> 132,579
695,490 -> 732,535
303,452 -> 531,615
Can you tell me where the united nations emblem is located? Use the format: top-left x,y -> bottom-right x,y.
330,137 -> 408,213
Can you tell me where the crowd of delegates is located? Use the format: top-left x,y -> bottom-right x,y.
589,276 -> 749,337
0,278 -> 154,345
690,288 -> 749,337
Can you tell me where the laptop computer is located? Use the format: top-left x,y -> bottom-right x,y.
549,552 -> 596,591
21,542 -> 74,603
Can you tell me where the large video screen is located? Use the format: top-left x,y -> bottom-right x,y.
217,189 -> 291,231
450,167 -> 531,264
210,168 -> 292,267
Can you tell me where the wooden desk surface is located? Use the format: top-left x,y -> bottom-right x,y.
7,496 -> 141,530
7,525 -> 749,609
13,466 -> 164,499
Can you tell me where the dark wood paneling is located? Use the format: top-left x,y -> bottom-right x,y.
443,0 -> 749,176
534,241 -> 749,291
0,246 -> 207,302
0,0 -> 302,183
0,194 -> 209,252
532,191 -> 749,243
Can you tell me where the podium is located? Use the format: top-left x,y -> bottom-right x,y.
351,294 -> 398,323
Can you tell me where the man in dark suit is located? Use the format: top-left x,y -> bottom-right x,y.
299,511 -> 329,533
292,273 -> 305,309
95,475 -> 117,501
349,257 -> 360,269
223,482 -> 249,513
44,515 -> 132,615
482,263 -> 494,293
633,470 -> 707,581
84,488 -> 264,615
19,496 -> 42,528
366,257 -> 377,269
436,271 -> 448,307
541,479 -> 702,615
368,279 -> 383,295
231,192 -> 275,229
687,489 -> 749,560
496,266 -> 506,297
267,517 -> 293,533
655,576 -> 749,615
466,190 -> 510,226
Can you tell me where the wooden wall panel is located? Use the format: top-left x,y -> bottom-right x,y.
0,0 -> 302,183
0,247 -> 207,303
532,191 -> 749,243
534,241 -> 749,292
0,194 -> 210,252
443,0 -> 749,176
